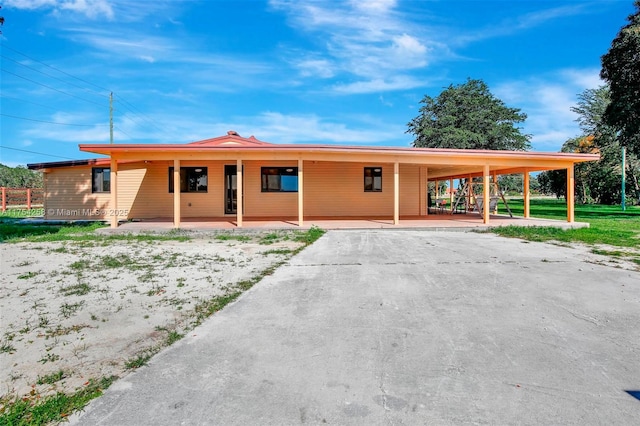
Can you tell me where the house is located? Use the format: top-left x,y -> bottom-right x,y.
27,131 -> 599,228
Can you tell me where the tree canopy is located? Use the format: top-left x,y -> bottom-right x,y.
0,164 -> 43,188
407,78 -> 531,151
600,0 -> 640,155
538,85 -> 640,205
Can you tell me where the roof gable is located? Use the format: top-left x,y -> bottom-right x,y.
188,130 -> 272,147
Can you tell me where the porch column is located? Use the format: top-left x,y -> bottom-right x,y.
492,172 -> 498,214
523,170 -> 530,218
449,177 -> 454,211
237,159 -> 243,227
110,158 -> 118,228
393,162 -> 399,225
420,167 -> 428,216
173,159 -> 181,229
483,165 -> 490,224
567,165 -> 575,223
298,159 -> 304,226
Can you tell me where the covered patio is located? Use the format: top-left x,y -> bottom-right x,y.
99,213 -> 589,232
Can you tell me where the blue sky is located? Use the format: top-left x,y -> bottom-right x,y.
0,0 -> 635,166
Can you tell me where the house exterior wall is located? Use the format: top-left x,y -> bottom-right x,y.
43,166 -> 112,220
41,160 -> 425,220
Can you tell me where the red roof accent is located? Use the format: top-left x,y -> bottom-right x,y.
187,132 -> 272,147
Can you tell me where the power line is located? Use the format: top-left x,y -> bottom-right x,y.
114,95 -> 168,134
0,53 -> 109,99
0,95 -> 59,111
1,113 -> 108,127
114,126 -> 134,139
1,68 -> 106,107
2,44 -> 112,93
0,145 -> 75,160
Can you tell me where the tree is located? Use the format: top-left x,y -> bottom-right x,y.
407,78 -> 531,151
0,164 -> 43,188
600,1 -> 640,155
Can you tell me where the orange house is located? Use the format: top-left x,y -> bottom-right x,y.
27,131 -> 598,228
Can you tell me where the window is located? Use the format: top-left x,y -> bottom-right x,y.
261,167 -> 298,192
169,167 -> 208,193
92,168 -> 110,193
364,167 -> 382,192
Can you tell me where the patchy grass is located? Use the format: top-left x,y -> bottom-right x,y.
0,376 -> 117,426
0,227 -> 326,422
491,199 -> 640,249
0,219 -> 191,243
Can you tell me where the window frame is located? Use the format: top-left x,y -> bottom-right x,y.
364,167 -> 383,192
168,167 -> 208,193
92,167 -> 111,193
261,167 -> 299,193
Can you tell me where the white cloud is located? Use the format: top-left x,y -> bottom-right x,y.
493,68 -> 604,152
332,76 -> 425,95
5,0 -> 114,19
270,0 -> 433,93
216,111 -> 406,145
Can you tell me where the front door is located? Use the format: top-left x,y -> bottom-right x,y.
224,165 -> 237,214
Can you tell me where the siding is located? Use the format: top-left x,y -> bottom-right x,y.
42,160 -> 426,220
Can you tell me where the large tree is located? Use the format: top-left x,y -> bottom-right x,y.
600,1 -> 640,155
407,78 -> 531,151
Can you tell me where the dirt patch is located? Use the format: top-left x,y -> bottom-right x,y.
0,232 -> 304,399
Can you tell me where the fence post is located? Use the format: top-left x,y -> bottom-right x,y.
27,188 -> 32,210
1,187 -> 5,212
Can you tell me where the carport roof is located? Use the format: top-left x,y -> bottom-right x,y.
30,131 -> 600,180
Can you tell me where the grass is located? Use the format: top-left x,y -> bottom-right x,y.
490,198 -> 640,249
489,199 -> 640,268
0,218 -> 191,243
0,226 -> 326,423
0,376 -> 117,426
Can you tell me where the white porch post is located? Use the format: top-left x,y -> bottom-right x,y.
483,165 -> 490,224
173,159 -> 181,228
393,162 -> 399,225
110,158 -> 118,228
421,167 -> 428,216
523,170 -> 531,218
237,159 -> 243,227
449,177 -> 454,211
567,165 -> 575,223
298,159 -> 304,226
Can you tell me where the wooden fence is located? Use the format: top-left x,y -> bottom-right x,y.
1,187 -> 44,211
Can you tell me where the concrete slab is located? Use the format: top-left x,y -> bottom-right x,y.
69,230 -> 640,425
90,214 -> 589,234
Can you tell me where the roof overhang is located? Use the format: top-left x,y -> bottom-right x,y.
75,143 -> 599,180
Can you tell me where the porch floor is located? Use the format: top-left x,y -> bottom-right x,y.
108,212 -> 588,232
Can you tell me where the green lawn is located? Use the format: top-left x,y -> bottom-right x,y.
493,198 -> 640,251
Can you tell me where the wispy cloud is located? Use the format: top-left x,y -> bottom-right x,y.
493,68 -> 604,151
269,0 -> 434,93
5,0 -> 114,19
215,111 -> 407,145
454,3 -> 589,45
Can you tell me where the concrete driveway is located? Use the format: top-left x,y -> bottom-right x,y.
70,230 -> 640,425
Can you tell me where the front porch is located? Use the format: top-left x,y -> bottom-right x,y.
98,213 -> 589,233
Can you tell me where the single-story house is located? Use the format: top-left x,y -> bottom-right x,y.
28,131 -> 599,228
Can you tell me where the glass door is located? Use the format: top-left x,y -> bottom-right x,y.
224,165 -> 237,214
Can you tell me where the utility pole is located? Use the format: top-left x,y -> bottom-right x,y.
622,146 -> 626,211
109,92 -> 114,144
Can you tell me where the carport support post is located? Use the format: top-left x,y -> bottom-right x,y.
567,165 -> 575,223
298,159 -> 304,227
523,170 -> 530,218
393,162 -> 399,225
483,165 -> 490,224
110,158 -> 118,228
237,159 -> 243,228
449,178 -> 454,210
173,159 -> 181,228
